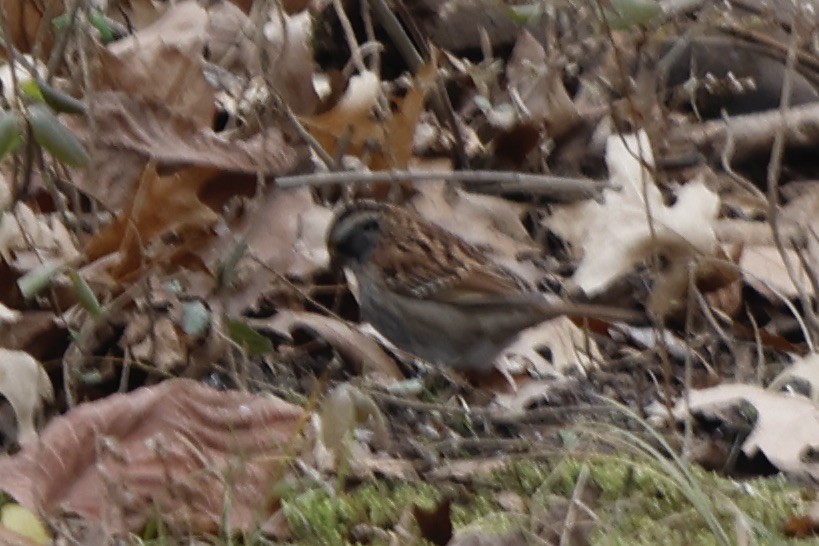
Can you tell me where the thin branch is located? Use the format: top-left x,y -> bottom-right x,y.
276,169 -> 603,199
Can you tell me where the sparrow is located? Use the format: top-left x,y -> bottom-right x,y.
327,200 -> 642,371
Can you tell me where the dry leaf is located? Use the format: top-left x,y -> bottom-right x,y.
70,92 -> 306,210
253,310 -> 403,381
506,31 -> 580,137
195,186 -> 333,314
500,316 -> 603,378
0,203 -> 79,264
0,379 -> 304,535
548,132 -> 720,314
2,0 -> 58,54
100,1 -> 212,122
85,163 -> 219,282
261,10 -> 318,115
218,186 -> 332,279
121,316 -> 187,373
673,382 -> 819,480
740,246 -> 809,300
302,62 -> 437,169
0,349 -> 53,445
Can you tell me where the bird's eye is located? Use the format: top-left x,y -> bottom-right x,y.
361,219 -> 379,232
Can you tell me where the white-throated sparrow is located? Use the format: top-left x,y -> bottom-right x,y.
327,200 -> 643,371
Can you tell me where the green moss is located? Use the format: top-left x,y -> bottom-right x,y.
274,455 -> 810,546
281,480 -> 442,545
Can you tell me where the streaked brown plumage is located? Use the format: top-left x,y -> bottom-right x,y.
328,200 -> 641,371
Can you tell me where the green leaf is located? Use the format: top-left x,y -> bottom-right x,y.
53,9 -> 114,44
28,102 -> 90,166
506,3 -> 544,24
36,79 -> 86,114
0,110 -> 23,159
51,13 -> 72,31
602,0 -> 661,29
226,319 -> 273,356
182,300 -> 211,336
18,79 -> 44,103
88,11 -> 115,43
216,237 -> 248,289
67,270 -> 101,317
77,369 -> 104,385
17,260 -> 62,298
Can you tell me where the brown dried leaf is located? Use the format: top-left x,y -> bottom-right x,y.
194,186 -> 332,314
301,62 -> 436,169
122,316 -> 187,373
1,0 -> 58,55
99,2 -> 211,116
254,310 -> 403,380
70,92 -> 306,210
506,31 -> 580,138
84,163 -> 219,282
97,45 -> 215,126
0,311 -> 62,360
261,11 -> 318,115
0,379 -> 304,535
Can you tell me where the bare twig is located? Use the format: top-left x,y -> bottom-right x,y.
276,169 -> 603,199
368,0 -> 470,167
765,16 -> 818,347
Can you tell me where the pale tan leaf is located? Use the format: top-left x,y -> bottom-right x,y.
673,383 -> 819,480
100,1 -> 210,112
548,132 -> 720,314
194,186 -> 333,314
500,316 -> 603,377
253,310 -> 403,381
506,31 -> 580,137
261,10 -> 318,115
0,349 -> 53,445
740,246 -> 808,299
0,203 -> 79,264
